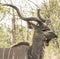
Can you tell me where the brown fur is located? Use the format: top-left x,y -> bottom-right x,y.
11,42 -> 29,47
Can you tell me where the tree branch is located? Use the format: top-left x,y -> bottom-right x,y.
28,0 -> 39,8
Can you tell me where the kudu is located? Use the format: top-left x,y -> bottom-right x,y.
2,4 -> 58,59
0,42 -> 29,59
37,9 -> 58,46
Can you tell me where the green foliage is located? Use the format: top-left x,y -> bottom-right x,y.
0,26 -> 9,47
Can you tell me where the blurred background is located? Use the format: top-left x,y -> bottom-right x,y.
0,0 -> 60,59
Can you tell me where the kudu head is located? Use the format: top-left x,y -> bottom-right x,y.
2,4 -> 58,46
